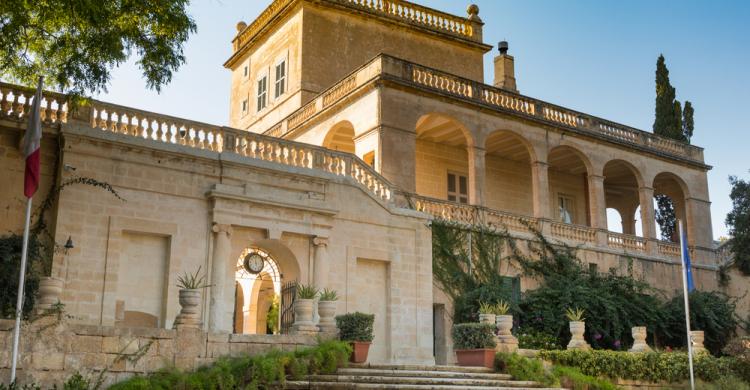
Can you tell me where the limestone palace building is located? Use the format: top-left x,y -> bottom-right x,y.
0,0 -> 739,367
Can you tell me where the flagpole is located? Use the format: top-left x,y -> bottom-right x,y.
678,220 -> 695,390
10,197 -> 33,383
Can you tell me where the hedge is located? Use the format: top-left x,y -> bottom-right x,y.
539,349 -> 745,384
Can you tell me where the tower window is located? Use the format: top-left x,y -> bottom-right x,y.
558,194 -> 575,224
275,60 -> 286,98
242,99 -> 248,113
257,75 -> 267,112
244,65 -> 249,77
447,172 -> 468,204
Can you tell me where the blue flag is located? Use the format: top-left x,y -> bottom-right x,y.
681,227 -> 695,292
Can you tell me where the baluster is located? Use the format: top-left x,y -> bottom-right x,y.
11,92 -> 21,118
21,92 -> 31,118
41,97 -> 51,122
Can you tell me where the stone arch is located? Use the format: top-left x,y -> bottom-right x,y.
603,159 -> 645,235
414,113 -> 475,203
548,145 -> 592,226
652,172 -> 690,242
322,121 -> 355,153
233,244 -> 290,334
483,129 -> 535,215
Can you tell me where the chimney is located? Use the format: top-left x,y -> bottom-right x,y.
494,41 -> 517,92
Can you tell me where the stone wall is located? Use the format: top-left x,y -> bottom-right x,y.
0,319 -> 317,388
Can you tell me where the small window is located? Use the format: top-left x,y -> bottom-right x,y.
243,65 -> 249,77
447,172 -> 468,204
274,60 -> 286,98
241,99 -> 248,113
364,151 -> 375,167
558,194 -> 575,224
257,75 -> 268,112
588,263 -> 598,274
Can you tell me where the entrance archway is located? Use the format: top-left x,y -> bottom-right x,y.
233,248 -> 282,334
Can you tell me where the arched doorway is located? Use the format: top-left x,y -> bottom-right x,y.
653,172 -> 689,243
233,248 -> 282,334
484,130 -> 534,215
323,121 -> 356,153
603,160 -> 643,236
548,146 -> 591,225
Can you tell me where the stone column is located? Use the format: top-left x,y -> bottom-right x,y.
587,174 -> 609,246
532,161 -> 551,219
209,223 -> 232,332
638,186 -> 658,255
468,146 -> 486,206
312,237 -> 329,290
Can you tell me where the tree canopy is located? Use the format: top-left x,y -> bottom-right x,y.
726,175 -> 750,275
0,0 -> 196,96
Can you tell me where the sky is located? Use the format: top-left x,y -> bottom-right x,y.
96,0 -> 750,239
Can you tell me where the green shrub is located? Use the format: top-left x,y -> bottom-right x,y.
494,353 -> 556,386
296,284 -> 319,299
552,366 -> 618,390
539,349 -> 746,384
517,327 -> 561,350
696,375 -> 750,390
0,234 -> 42,319
335,312 -> 374,342
109,340 -> 351,389
658,291 -> 737,355
453,280 -> 518,323
722,337 -> 750,382
452,323 -> 496,350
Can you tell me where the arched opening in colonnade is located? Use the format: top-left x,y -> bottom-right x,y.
415,113 -> 473,203
322,121 -> 356,153
483,130 -> 534,215
548,146 -> 591,226
233,248 -> 282,335
603,160 -> 643,236
653,172 -> 689,243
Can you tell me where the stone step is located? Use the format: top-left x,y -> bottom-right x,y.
337,368 -> 513,380
285,381 -> 565,390
348,364 -> 495,374
308,374 -> 542,388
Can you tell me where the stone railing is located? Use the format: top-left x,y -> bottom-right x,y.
262,55 -> 705,164
0,82 -> 69,125
328,0 -> 478,42
232,0 -> 481,55
658,241 -> 681,258
550,222 -> 597,244
608,232 -> 647,253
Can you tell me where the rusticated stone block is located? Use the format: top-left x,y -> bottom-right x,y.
102,336 -> 120,354
174,357 -> 194,371
174,328 -> 206,358
71,335 -> 103,353
158,339 -> 174,357
31,352 -> 65,371
207,342 -> 230,358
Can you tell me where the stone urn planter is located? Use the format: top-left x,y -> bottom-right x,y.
35,276 -> 64,313
566,321 -> 591,350
173,289 -> 202,329
292,298 -> 318,334
629,326 -> 652,352
317,300 -> 338,334
691,331 -> 707,353
478,313 -> 496,325
495,314 -> 518,353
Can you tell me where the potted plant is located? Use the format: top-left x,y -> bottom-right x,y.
478,301 -> 496,325
452,323 -> 497,368
494,301 -> 517,352
292,284 -> 319,332
173,266 -> 211,329
335,312 -> 375,363
318,288 -> 339,334
565,307 -> 590,350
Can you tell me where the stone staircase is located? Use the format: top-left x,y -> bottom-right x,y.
285,364 -> 565,389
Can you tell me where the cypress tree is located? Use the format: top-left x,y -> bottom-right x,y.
683,101 -> 694,142
673,100 -> 684,141
653,55 -> 679,138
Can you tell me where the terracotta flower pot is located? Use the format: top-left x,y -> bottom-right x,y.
317,300 -> 337,333
36,277 -> 64,312
455,349 -> 496,369
349,341 -> 371,363
174,288 -> 202,329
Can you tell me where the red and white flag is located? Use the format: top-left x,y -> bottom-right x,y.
22,78 -> 43,198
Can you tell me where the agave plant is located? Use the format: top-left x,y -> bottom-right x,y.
296,284 -> 319,300
319,288 -> 339,301
565,307 -> 586,322
493,300 -> 510,316
176,266 -> 211,289
478,301 -> 494,315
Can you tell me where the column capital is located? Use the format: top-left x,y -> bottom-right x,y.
312,236 -> 329,247
588,174 -> 605,181
638,186 -> 655,192
212,223 -> 233,237
531,160 -> 548,168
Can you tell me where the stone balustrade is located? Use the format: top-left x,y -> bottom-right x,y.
263,55 -> 705,165
0,82 -> 68,125
232,0 -> 480,54
607,231 -> 647,252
